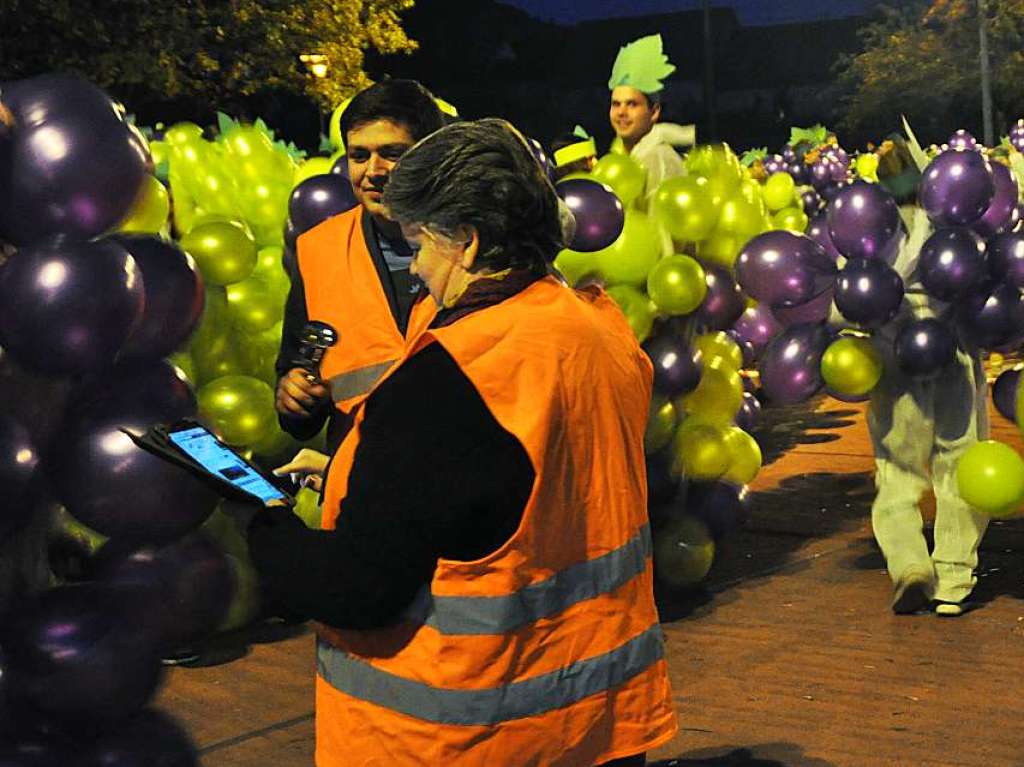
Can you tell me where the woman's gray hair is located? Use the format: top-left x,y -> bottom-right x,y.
383,118 -> 565,272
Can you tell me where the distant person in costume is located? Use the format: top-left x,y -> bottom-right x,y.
608,34 -> 695,202
551,126 -> 598,180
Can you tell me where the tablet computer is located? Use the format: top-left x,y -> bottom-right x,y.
160,420 -> 294,507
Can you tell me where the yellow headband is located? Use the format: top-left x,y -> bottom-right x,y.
553,138 -> 597,168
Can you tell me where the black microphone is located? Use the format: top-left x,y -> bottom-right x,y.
295,321 -> 338,381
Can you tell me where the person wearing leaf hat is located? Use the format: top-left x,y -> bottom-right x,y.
608,34 -> 695,201
551,125 -> 599,180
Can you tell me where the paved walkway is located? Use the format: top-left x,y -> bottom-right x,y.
157,396 -> 1024,766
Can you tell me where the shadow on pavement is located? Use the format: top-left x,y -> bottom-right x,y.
651,742 -> 837,766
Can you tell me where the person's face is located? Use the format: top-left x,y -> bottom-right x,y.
402,224 -> 479,307
346,119 -> 416,219
609,86 -> 660,146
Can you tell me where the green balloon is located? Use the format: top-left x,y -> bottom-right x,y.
227,276 -> 283,333
646,254 -> 707,315
653,514 -> 715,588
595,210 -> 662,287
180,221 -> 258,286
197,374 -> 276,447
592,153 -> 646,209
714,193 -> 764,243
605,284 -> 657,342
671,421 -> 730,480
821,337 -> 882,397
771,205 -> 809,233
292,487 -> 323,530
956,440 -> 1024,516
651,176 -> 719,243
693,331 -> 743,371
645,396 -> 678,453
554,248 -> 599,288
763,172 -> 797,212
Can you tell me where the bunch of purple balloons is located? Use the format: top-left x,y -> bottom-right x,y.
0,75 -> 212,761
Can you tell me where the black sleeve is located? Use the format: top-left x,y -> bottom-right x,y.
248,342 -> 535,630
275,249 -> 330,441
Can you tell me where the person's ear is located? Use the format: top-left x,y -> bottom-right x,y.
460,228 -> 480,270
651,102 -> 662,123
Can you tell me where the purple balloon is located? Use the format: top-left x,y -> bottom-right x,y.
918,228 -> 987,301
1,584 -> 163,725
957,282 -> 1024,348
834,258 -> 904,327
762,154 -> 786,176
726,331 -> 756,367
771,288 -> 834,327
973,161 -> 1020,239
695,265 -> 745,330
827,179 -> 901,260
1010,120 -> 1024,153
0,75 -> 148,245
732,303 -> 782,357
0,239 -> 144,375
287,173 -> 357,235
782,145 -> 798,164
734,391 -> 762,432
642,333 -> 703,397
94,533 -> 234,651
84,709 -> 198,767
735,230 -> 836,308
555,178 -> 625,252
810,159 -> 834,191
48,362 -> 219,544
948,130 -> 979,152
919,149 -> 995,227
685,480 -> 750,540
988,231 -> 1024,288
806,212 -> 842,263
330,155 -> 349,178
758,322 -> 832,404
111,234 -> 205,362
801,188 -> 822,215
893,318 -> 956,377
788,161 -> 810,185
992,368 -> 1020,422
0,415 -> 40,541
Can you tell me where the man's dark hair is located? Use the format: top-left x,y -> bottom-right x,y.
340,79 -> 445,144
384,118 -> 563,272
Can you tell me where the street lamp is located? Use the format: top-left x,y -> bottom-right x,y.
977,0 -> 994,146
300,54 -> 330,138
300,53 -> 329,80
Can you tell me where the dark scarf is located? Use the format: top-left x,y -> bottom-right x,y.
431,269 -> 546,329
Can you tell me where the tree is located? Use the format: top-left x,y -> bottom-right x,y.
0,0 -> 416,115
835,0 -> 1024,143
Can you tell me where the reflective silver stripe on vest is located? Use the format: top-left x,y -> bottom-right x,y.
317,622 -> 665,726
414,523 -> 652,636
328,359 -> 397,402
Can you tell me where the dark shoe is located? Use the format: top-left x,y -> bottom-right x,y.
891,575 -> 932,614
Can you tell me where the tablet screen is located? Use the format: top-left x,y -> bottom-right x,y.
168,426 -> 289,505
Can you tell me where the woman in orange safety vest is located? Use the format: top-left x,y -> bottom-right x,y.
248,118 -> 677,766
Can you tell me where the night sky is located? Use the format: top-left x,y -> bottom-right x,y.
497,0 -> 875,26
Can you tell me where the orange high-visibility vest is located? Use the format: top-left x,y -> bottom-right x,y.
296,207 -> 436,415
315,276 -> 677,767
